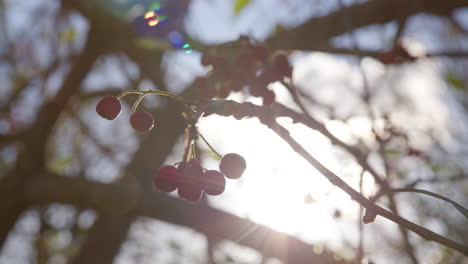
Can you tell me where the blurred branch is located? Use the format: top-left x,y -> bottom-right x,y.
0,133 -> 27,147
199,99 -> 468,256
404,174 -> 467,189
0,24 -> 101,249
26,173 -> 348,264
373,188 -> 468,220
356,169 -> 365,263
298,46 -> 468,59
266,0 -> 468,51
268,119 -> 468,256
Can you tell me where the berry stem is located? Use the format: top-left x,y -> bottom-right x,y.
117,89 -> 189,107
198,132 -> 222,159
132,94 -> 146,113
191,141 -> 197,159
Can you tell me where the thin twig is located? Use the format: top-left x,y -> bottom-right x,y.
199,99 -> 468,256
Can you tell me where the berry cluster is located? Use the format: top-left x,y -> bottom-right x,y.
95,90 -> 247,203
378,42 -> 416,65
96,96 -> 155,133
153,153 -> 246,202
194,43 -> 293,105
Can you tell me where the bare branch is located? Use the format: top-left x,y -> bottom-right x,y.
26,174 -> 348,264
266,0 -> 468,51
200,100 -> 468,256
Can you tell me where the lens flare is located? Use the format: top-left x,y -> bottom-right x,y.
148,19 -> 159,26
144,10 -> 155,19
182,43 -> 193,54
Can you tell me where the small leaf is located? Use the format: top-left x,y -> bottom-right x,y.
446,72 -> 464,90
452,203 -> 468,220
233,0 -> 251,14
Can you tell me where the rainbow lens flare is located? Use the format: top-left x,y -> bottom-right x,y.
148,18 -> 159,26
106,0 -> 193,54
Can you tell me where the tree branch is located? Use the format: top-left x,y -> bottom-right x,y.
25,174 -> 348,264
200,100 -> 468,256
266,0 -> 468,51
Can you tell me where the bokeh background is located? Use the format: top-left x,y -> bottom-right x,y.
1,0 -> 468,263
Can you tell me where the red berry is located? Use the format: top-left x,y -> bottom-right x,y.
188,159 -> 203,177
378,52 -> 397,65
153,165 -> 181,192
178,178 -> 203,202
218,85 -> 231,98
249,83 -> 267,97
96,96 -> 121,120
193,76 -> 208,88
219,153 -> 246,179
225,79 -> 243,92
201,54 -> 215,66
262,90 -> 275,105
200,170 -> 226,195
130,110 -> 154,133
203,84 -> 219,98
179,159 -> 203,179
212,56 -> 227,68
237,50 -> 255,68
252,45 -> 269,61
273,54 -> 291,76
211,57 -> 230,78
262,68 -> 283,83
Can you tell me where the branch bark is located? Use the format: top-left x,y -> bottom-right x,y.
267,0 -> 468,51
26,174 -> 347,264
200,100 -> 468,256
0,27 -> 101,249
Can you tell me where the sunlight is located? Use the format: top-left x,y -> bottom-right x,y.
195,54 -> 392,248
198,113 -> 364,246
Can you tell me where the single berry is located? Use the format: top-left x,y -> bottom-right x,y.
202,84 -> 219,98
211,57 -> 230,78
193,76 -> 208,88
273,54 -> 291,77
224,79 -> 243,93
200,170 -> 226,195
130,110 -> 154,133
188,159 -> 203,178
212,56 -> 228,69
237,50 -> 255,67
252,45 -> 269,61
179,159 -> 203,179
153,165 -> 181,192
250,84 -> 267,97
262,90 -> 275,105
178,178 -> 203,202
96,96 -> 121,120
262,68 -> 283,83
378,52 -> 397,65
231,68 -> 255,85
219,153 -> 246,179
201,54 -> 215,66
